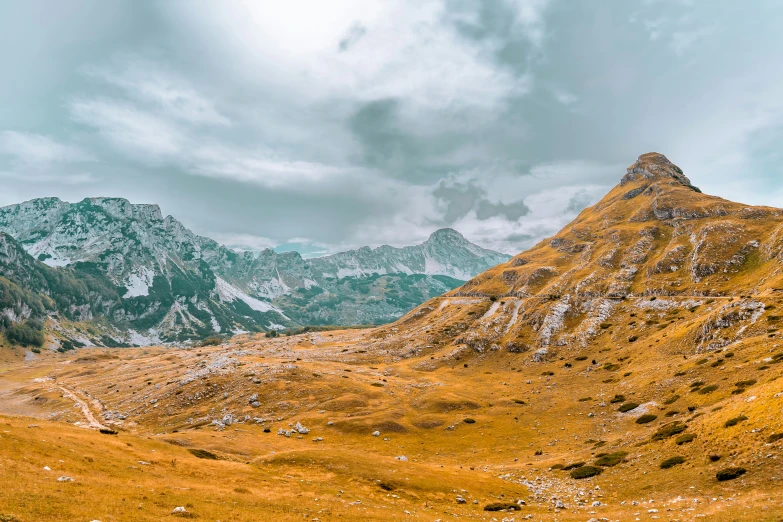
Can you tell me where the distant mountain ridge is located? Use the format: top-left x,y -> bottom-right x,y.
0,197 -> 509,346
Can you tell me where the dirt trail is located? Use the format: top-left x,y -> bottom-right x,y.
58,385 -> 109,430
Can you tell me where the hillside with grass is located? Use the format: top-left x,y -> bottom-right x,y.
0,153 -> 781,521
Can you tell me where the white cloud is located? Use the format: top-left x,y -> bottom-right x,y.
84,59 -> 230,126
0,131 -> 93,167
168,0 -> 546,111
0,131 -> 96,185
191,145 -> 361,188
209,232 -> 277,252
69,98 -> 185,159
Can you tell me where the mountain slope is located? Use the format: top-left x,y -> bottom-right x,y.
0,198 -> 508,344
368,153 -> 783,355
2,153 -> 783,520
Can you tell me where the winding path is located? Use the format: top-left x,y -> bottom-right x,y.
58,385 -> 110,431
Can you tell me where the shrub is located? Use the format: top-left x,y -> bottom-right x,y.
663,395 -> 680,405
550,463 -> 564,470
660,456 -> 686,469
636,414 -> 658,424
618,402 -> 640,413
484,503 -> 520,512
665,410 -> 680,417
463,418 -> 476,424
716,467 -> 747,481
735,379 -> 756,387
628,336 -> 639,342
188,448 -> 218,460
675,433 -> 696,445
4,320 -> 44,347
610,394 -> 626,404
724,415 -> 748,428
541,371 -> 555,376
594,451 -> 627,467
708,454 -> 722,462
698,385 -> 718,394
575,356 -> 588,361
651,422 -> 688,441
767,433 -> 783,443
562,462 -> 585,470
199,336 -> 222,346
570,465 -> 603,479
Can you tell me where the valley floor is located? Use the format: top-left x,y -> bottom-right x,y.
1,307 -> 782,521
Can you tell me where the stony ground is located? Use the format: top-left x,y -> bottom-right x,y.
1,316 -> 782,521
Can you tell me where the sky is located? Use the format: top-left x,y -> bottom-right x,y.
1,0 -> 783,256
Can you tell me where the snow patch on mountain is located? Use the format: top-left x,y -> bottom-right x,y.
216,277 -> 275,313
123,267 -> 155,297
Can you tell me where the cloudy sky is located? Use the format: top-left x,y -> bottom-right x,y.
1,1 -> 782,256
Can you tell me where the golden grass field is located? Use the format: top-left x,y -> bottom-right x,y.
1,154 -> 783,521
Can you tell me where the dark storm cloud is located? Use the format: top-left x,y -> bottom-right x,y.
433,178 -> 530,224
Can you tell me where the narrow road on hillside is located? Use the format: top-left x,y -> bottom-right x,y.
58,385 -> 109,431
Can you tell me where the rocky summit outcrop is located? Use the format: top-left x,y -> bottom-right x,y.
0,198 -> 508,346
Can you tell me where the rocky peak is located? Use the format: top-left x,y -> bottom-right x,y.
426,228 -> 467,244
620,152 -> 693,187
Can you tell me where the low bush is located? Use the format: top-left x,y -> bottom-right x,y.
716,467 -> 747,481
735,379 -> 756,387
767,433 -> 783,443
708,454 -> 722,462
724,415 -> 748,428
562,462 -> 585,470
463,418 -> 476,424
651,422 -> 688,441
188,448 -> 218,460
483,503 -> 520,512
594,451 -> 627,467
698,385 -> 718,394
675,433 -> 696,445
570,465 -> 603,479
610,394 -> 625,404
663,395 -> 680,405
636,414 -> 657,424
618,402 -> 639,413
660,456 -> 686,469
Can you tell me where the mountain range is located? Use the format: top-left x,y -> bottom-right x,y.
0,198 -> 508,347
3,153 -> 781,520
